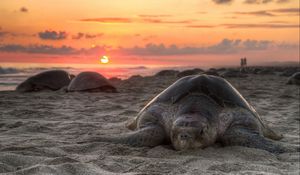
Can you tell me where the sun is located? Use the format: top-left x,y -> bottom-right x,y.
100,55 -> 109,64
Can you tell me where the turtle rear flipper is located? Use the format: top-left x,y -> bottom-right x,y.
125,117 -> 137,130
77,125 -> 166,147
262,125 -> 283,140
221,126 -> 287,154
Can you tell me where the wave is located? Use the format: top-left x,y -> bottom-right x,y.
0,67 -> 20,74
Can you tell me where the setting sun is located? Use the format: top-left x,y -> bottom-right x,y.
100,56 -> 109,64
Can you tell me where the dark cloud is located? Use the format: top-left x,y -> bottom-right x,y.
212,0 -> 233,4
38,30 -> 68,40
20,7 -> 28,13
72,32 -> 103,39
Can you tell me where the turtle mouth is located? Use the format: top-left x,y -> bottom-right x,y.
173,140 -> 203,151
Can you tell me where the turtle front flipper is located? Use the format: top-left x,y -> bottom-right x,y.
77,125 -> 166,147
220,126 -> 290,154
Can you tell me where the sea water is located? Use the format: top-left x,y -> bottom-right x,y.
0,66 -> 190,91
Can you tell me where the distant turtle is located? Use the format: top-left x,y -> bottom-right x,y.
67,71 -> 117,92
257,68 -> 274,75
287,72 -> 300,85
155,70 -> 179,77
80,75 -> 289,153
220,69 -> 248,78
280,68 -> 300,77
177,68 -> 204,78
203,69 -> 219,76
16,70 -> 72,92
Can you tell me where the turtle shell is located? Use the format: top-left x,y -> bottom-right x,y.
138,75 -> 261,125
16,70 -> 72,92
67,71 -> 116,92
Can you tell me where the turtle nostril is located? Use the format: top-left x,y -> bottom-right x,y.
179,133 -> 191,140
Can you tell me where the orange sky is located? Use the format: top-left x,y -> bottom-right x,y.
0,0 -> 299,68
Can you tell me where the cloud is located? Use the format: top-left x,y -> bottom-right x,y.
245,0 -> 272,4
38,30 -> 68,40
138,14 -> 172,18
0,31 -> 35,38
85,33 -> 103,39
212,0 -> 233,4
120,39 -> 275,55
244,0 -> 290,3
0,31 -> 9,38
0,39 -> 297,56
214,0 -> 290,4
72,32 -> 103,39
233,8 -> 299,17
0,44 -> 76,54
223,23 -> 299,28
271,8 -> 299,14
72,32 -> 84,39
79,17 -> 193,24
20,7 -> 28,13
141,18 -> 192,24
234,10 -> 275,16
187,23 -> 298,29
276,0 -> 290,3
186,25 -> 217,28
80,18 -> 132,23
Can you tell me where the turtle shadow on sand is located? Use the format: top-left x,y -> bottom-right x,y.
78,74 -> 297,154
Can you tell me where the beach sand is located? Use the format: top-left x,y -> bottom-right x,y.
0,74 -> 299,175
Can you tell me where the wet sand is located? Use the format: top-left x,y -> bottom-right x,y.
0,74 -> 299,175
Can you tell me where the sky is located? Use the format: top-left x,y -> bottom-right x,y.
0,0 -> 299,68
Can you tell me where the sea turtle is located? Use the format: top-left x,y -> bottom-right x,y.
80,75 -> 288,153
177,68 -> 204,78
155,70 -> 179,77
16,70 -> 72,92
286,72 -> 300,85
67,71 -> 117,92
220,69 -> 248,78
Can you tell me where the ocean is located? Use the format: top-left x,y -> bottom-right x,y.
0,65 -> 194,91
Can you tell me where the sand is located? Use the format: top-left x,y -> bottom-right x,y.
0,74 -> 299,175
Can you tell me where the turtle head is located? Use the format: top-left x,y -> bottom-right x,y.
171,114 -> 217,150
